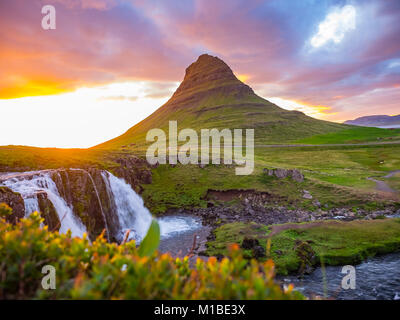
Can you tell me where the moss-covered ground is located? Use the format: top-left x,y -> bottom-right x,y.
205,219 -> 400,275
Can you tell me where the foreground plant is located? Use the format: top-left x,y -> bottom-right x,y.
0,206 -> 303,300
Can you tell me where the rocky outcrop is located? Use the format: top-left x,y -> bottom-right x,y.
112,156 -> 152,194
264,168 -> 304,183
171,54 -> 255,103
191,195 -> 400,227
49,163 -> 152,241
241,237 -> 266,259
37,192 -> 60,231
294,240 -> 316,275
0,157 -> 153,242
0,186 -> 25,223
51,169 -> 120,241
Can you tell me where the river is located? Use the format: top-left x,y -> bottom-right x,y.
279,252 -> 400,300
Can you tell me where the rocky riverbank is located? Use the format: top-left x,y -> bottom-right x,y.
186,194 -> 400,227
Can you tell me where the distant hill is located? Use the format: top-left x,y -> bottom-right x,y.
96,54 -> 347,150
344,115 -> 400,128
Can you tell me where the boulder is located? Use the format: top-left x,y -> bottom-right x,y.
274,169 -> 289,179
253,245 -> 266,258
241,237 -> 259,249
264,168 -> 304,182
37,192 -> 60,231
291,170 -> 304,183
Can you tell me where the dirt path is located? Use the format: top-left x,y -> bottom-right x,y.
367,170 -> 400,194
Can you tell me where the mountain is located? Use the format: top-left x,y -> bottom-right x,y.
97,54 -> 345,150
344,115 -> 400,128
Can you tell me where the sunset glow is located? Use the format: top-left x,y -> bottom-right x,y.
1,0 -> 399,147
0,82 -> 176,148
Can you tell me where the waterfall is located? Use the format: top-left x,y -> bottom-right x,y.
1,169 -> 153,243
69,168 -> 110,242
1,171 -> 87,238
101,171 -> 152,242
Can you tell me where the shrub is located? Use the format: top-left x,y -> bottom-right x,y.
0,206 -> 303,300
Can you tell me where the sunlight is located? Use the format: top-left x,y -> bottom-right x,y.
0,81 -> 178,148
236,74 -> 250,83
267,97 -> 335,118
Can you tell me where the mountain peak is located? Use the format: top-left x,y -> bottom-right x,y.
184,54 -> 235,81
172,54 -> 253,99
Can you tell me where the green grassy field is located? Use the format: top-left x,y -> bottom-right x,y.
205,219 -> 400,275
1,142 -> 400,214
141,144 -> 400,213
2,143 -> 399,214
296,127 -> 400,144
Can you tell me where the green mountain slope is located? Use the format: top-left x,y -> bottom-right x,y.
96,54 -> 346,150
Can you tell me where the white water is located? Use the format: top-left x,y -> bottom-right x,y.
1,169 -> 201,244
158,216 -> 202,239
101,171 -> 152,242
1,171 -> 87,238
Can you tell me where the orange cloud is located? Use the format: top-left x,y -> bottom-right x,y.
266,97 -> 336,119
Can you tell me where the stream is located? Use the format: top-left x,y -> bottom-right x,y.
159,215 -> 400,300
279,252 -> 400,300
158,215 -> 211,257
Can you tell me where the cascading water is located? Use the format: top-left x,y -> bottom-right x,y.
70,168 -> 110,242
1,169 -> 198,245
101,171 -> 152,242
1,171 -> 87,238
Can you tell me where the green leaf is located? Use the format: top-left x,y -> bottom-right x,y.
138,219 -> 160,257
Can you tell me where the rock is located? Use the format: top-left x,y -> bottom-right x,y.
198,164 -> 206,169
52,169 -> 121,242
253,245 -> 266,258
241,237 -> 259,249
263,168 -> 304,182
291,170 -> 304,183
0,186 -> 25,224
274,249 -> 283,256
294,240 -> 316,275
303,190 -> 313,200
312,200 -> 321,207
37,192 -> 60,231
274,169 -> 289,179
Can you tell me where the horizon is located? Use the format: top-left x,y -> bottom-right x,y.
1,0 -> 400,148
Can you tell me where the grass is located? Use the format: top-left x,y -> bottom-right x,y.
0,146 -> 117,171
386,172 -> 400,192
206,222 -> 270,259
142,144 -> 400,214
2,144 -> 400,214
296,127 -> 400,145
205,219 -> 400,275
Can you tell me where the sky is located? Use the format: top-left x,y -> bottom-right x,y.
0,0 -> 399,148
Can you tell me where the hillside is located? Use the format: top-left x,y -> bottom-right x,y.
96,54 -> 346,151
345,115 -> 400,128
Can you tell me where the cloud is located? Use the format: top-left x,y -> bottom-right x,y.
310,5 -> 356,48
0,0 -> 399,122
0,0 -> 190,98
99,95 -> 138,101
